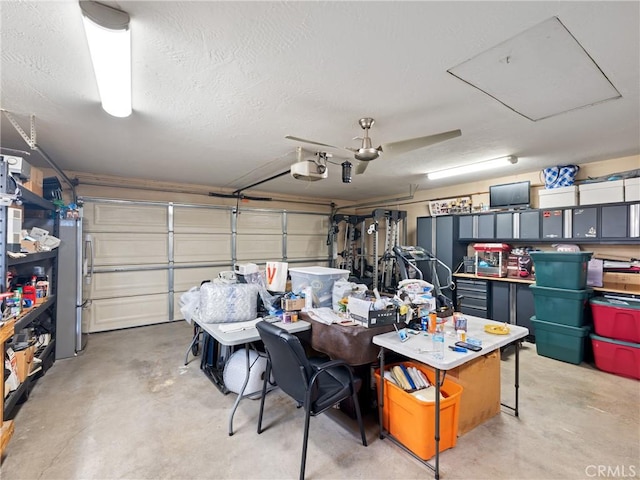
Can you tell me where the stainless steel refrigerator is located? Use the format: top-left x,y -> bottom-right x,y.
56,214 -> 88,358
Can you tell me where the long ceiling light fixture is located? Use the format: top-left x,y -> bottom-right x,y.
79,1 -> 131,117
427,155 -> 518,180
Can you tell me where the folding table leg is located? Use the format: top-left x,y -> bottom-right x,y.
228,343 -> 251,436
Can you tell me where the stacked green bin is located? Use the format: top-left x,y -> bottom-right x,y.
529,252 -> 594,364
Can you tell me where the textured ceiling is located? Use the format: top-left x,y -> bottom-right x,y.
1,1 -> 638,202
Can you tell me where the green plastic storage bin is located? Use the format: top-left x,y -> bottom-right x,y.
531,316 -> 591,364
529,251 -> 593,290
529,285 -> 593,327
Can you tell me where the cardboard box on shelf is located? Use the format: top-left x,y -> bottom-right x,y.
624,177 -> 640,202
14,346 -> 35,383
23,166 -> 44,196
281,297 -> 306,312
20,238 -> 39,253
538,185 -> 578,208
578,180 -> 624,205
602,272 -> 640,292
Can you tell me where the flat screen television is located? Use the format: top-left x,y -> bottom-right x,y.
489,180 -> 530,209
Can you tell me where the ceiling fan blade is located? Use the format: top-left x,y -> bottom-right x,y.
285,135 -> 342,150
380,129 -> 462,156
355,161 -> 369,175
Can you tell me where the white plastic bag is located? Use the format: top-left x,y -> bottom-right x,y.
179,286 -> 201,324
332,279 -> 367,311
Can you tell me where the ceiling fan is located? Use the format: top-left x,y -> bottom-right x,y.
286,117 -> 462,174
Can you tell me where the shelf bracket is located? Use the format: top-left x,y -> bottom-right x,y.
1,109 -> 77,201
1,110 -> 36,149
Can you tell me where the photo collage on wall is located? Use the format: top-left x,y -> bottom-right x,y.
428,197 -> 472,216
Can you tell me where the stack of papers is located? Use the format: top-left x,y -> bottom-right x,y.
305,308 -> 343,325
218,318 -> 262,333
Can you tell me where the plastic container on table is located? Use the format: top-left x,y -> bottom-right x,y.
288,267 -> 350,308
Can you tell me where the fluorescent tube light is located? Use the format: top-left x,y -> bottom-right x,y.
427,156 -> 517,180
80,1 -> 131,118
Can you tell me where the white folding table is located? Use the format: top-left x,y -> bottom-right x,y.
194,318 -> 310,435
373,316 -> 528,479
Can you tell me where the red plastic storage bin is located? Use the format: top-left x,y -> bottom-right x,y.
590,297 -> 640,343
590,333 -> 640,380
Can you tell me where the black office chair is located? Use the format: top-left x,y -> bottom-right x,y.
255,321 -> 367,480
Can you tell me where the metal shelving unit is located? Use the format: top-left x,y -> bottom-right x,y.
1,157 -> 59,421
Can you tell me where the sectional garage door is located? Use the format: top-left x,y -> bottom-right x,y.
81,199 -> 331,332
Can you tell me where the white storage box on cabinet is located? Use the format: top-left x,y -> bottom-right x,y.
538,185 -> 578,208
578,180 -> 624,205
624,177 -> 640,202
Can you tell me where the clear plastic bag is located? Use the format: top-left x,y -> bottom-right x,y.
243,271 -> 280,315
179,286 -> 201,324
199,282 -> 259,323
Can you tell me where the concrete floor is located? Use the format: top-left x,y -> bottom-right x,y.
2,321 -> 638,480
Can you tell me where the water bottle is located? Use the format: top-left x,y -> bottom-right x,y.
432,331 -> 445,360
303,286 -> 313,311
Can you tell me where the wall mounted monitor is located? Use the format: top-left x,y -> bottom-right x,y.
489,180 -> 531,209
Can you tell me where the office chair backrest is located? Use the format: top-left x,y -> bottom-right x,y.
256,321 -> 315,404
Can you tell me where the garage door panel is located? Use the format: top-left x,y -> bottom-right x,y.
84,203 -> 167,232
287,214 -> 331,234
288,261 -> 331,269
92,233 -> 168,266
174,207 -> 231,234
84,294 -> 169,332
173,292 -> 185,321
287,234 -> 328,259
80,200 -> 330,332
88,270 -> 168,299
174,266 -> 230,292
174,234 -> 231,263
237,211 -> 282,234
236,234 -> 282,261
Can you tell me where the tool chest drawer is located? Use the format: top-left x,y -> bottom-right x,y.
456,279 -> 488,294
456,279 -> 488,317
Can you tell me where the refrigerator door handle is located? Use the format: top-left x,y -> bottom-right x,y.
84,234 -> 94,285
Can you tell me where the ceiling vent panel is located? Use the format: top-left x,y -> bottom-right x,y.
447,16 -> 621,121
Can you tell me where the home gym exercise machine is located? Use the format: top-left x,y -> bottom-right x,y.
393,245 -> 455,306
330,209 -> 407,292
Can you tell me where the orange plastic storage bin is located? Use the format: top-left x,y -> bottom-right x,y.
374,361 -> 463,460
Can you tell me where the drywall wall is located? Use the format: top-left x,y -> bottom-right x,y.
386,154 -> 639,245
37,154 -> 638,261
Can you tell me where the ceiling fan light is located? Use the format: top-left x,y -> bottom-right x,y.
427,156 -> 517,180
80,1 -> 132,118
